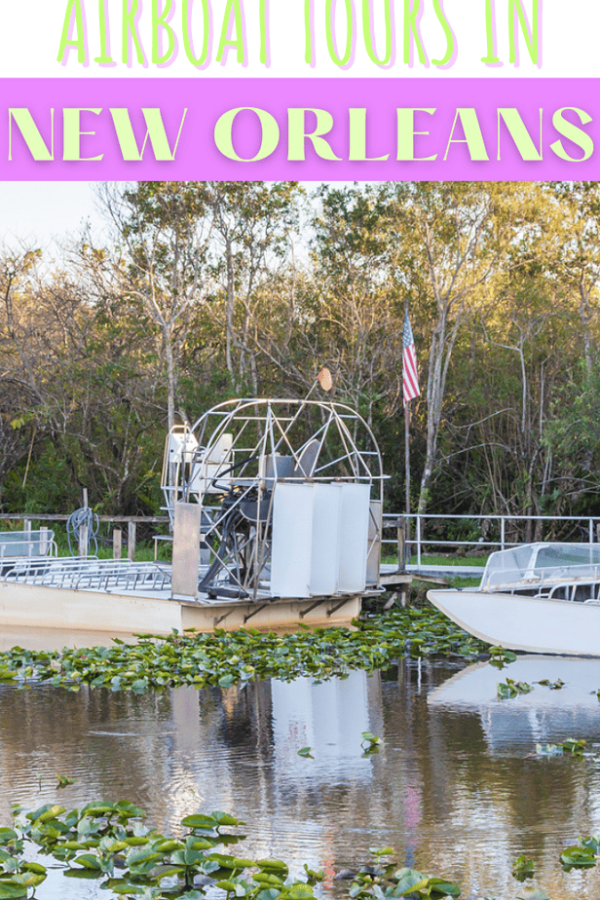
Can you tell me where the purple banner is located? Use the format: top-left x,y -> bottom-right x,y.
1,78 -> 598,180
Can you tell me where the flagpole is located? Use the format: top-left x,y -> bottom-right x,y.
404,397 -> 410,566
404,296 -> 410,567
402,299 -> 419,569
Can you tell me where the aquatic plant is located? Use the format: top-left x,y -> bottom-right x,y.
516,889 -> 550,900
360,732 -> 383,757
512,855 -> 534,881
296,748 -> 313,759
537,678 -> 564,690
55,775 -> 76,788
488,647 -> 517,669
0,802 -> 462,900
496,678 -> 534,699
560,841 -> 598,869
534,738 -> 586,758
349,864 -> 460,900
0,606 -> 488,694
560,737 -> 587,755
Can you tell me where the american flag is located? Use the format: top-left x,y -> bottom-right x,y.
403,312 -> 420,403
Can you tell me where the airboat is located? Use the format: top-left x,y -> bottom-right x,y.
0,398 -> 387,637
428,542 -> 600,657
162,398 -> 385,615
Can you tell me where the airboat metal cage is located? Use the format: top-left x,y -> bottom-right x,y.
161,399 -> 386,603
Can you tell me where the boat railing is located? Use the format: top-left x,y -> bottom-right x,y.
482,562 -> 600,593
0,530 -> 56,559
545,580 -> 600,602
2,557 -> 172,593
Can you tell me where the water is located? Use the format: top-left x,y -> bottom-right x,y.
2,655 -> 600,898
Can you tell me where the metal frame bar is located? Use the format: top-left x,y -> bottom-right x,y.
327,597 -> 352,617
299,599 -> 325,618
243,603 -> 268,623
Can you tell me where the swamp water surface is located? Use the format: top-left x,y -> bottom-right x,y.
2,655 -> 600,899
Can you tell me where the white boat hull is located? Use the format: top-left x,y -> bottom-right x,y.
427,589 -> 600,657
0,580 -> 362,647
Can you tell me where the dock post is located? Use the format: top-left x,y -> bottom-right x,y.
172,502 -> 201,598
128,522 -> 136,561
40,526 -> 49,556
113,528 -> 122,560
397,520 -> 406,573
79,523 -> 88,558
79,490 -> 89,557
24,518 -> 31,556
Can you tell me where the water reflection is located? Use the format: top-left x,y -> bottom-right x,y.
0,625 -> 139,652
1,659 -> 600,898
429,656 -> 600,750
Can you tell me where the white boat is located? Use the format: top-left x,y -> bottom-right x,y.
427,542 -> 600,657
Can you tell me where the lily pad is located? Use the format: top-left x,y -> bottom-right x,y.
56,775 -> 76,788
297,747 -> 314,759
497,678 -> 533,699
560,845 -> 597,868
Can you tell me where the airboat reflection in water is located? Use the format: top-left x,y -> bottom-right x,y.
428,656 -> 600,753
0,399 -> 388,636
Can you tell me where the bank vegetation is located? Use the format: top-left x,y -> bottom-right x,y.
1,181 -> 600,541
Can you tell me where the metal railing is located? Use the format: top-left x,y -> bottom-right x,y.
3,557 -> 171,593
382,513 -> 600,569
4,511 -> 600,576
0,529 -> 56,559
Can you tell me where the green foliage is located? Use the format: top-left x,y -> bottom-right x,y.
0,802 -> 459,900
360,732 -> 383,756
497,678 -> 534,699
512,855 -> 535,882
0,605 -> 488,694
296,748 -> 313,759
488,647 -> 517,669
537,678 -> 564,690
350,865 -> 460,899
5,182 -> 600,527
560,737 -> 587,756
535,738 -> 586,758
560,843 -> 597,870
2,441 -> 81,514
516,890 -> 550,900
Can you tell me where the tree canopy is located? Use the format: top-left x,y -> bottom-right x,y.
1,180 -> 600,536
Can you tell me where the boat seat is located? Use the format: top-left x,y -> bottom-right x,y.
263,454 -> 295,485
292,439 -> 320,479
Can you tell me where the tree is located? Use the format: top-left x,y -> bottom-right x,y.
304,184 -> 403,427
94,182 -> 212,431
384,182 -> 547,514
206,182 -> 303,393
